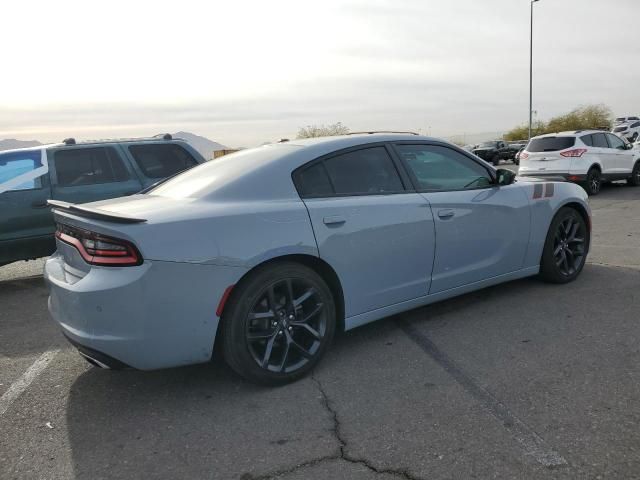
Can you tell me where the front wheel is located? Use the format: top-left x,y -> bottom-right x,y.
492,154 -> 500,166
627,162 -> 640,186
222,262 -> 336,385
583,168 -> 601,195
539,207 -> 589,284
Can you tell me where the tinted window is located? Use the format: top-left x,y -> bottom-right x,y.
321,147 -> 403,195
592,133 -> 609,148
526,137 -> 575,152
630,117 -> 639,121
396,144 -> 492,191
606,133 -> 625,149
631,122 -> 640,128
294,162 -> 333,197
54,147 -> 129,187
613,126 -> 628,133
580,135 -> 593,147
0,149 -> 46,192
129,144 -> 197,179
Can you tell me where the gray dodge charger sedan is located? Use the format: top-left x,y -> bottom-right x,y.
45,133 -> 591,385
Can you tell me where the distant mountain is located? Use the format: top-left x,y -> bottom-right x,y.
0,139 -> 42,151
171,131 -> 227,160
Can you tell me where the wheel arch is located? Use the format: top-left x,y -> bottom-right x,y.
588,163 -> 602,173
218,254 -> 346,333
559,201 -> 591,234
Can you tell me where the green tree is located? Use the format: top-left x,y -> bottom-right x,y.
296,122 -> 350,138
504,104 -> 613,141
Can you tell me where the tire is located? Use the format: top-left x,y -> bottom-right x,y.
583,168 -> 601,195
514,158 -> 520,166
627,162 -> 640,186
539,207 -> 589,284
492,154 -> 500,166
632,133 -> 638,142
222,262 -> 336,386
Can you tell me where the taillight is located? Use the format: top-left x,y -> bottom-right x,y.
55,223 -> 142,266
520,152 -> 529,160
560,148 -> 587,157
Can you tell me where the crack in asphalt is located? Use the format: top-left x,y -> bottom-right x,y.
244,373 -> 423,480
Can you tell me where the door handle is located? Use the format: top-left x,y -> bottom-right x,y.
437,209 -> 455,219
323,215 -> 346,225
31,201 -> 49,209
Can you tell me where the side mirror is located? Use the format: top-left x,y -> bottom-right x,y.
496,168 -> 516,186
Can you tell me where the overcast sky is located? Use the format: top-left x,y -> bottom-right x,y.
2,0 -> 638,147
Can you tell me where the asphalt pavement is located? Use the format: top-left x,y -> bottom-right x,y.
1,171 -> 640,479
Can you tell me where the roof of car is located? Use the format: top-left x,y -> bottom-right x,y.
282,133 -> 438,151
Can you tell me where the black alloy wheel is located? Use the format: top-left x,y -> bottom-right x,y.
222,262 -> 336,385
584,168 -> 601,195
540,207 -> 589,283
628,162 -> 640,186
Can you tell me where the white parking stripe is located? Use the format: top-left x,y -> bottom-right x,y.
0,350 -> 59,416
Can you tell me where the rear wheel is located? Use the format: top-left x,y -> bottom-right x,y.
222,262 -> 336,385
584,168 -> 601,195
627,162 -> 640,186
539,207 -> 589,284
492,154 -> 500,166
632,132 -> 638,142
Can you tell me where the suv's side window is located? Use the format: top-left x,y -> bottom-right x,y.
395,144 -> 493,191
294,146 -> 404,198
0,149 -> 46,192
606,133 -> 625,150
54,147 -> 129,187
128,144 -> 197,179
592,133 -> 609,148
631,121 -> 640,128
581,134 -> 594,147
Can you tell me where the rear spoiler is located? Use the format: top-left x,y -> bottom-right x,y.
47,200 -> 147,224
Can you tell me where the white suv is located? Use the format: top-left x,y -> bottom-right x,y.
614,116 -> 640,125
518,130 -> 639,195
612,121 -> 640,142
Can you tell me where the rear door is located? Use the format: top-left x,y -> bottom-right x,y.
294,144 -> 436,318
126,143 -> 200,188
0,148 -> 54,262
591,133 -> 614,174
393,143 -> 530,294
50,146 -> 143,204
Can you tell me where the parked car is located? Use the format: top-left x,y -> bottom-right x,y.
612,121 -> 640,142
45,133 -> 591,385
614,116 -> 640,125
472,140 -> 520,166
518,130 -> 639,195
0,135 -> 205,267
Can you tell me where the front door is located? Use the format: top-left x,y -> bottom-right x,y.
294,145 -> 435,318
392,143 -> 530,294
50,146 -> 143,204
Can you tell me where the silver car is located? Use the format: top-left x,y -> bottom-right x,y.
45,134 -> 591,384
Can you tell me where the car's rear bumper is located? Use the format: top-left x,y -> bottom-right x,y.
518,172 -> 586,182
45,253 -> 247,370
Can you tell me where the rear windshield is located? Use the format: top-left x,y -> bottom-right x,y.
614,126 -> 628,133
526,137 -> 575,152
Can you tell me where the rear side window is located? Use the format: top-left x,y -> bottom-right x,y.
580,135 -> 593,147
128,144 -> 197,179
0,149 -> 46,192
526,137 -> 575,152
631,122 -> 640,128
614,126 -> 628,133
592,133 -> 609,148
54,147 -> 129,187
323,147 -> 403,195
294,163 -> 333,197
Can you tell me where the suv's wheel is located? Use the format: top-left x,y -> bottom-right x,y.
492,154 -> 500,166
632,132 -> 638,142
584,168 -> 601,195
628,162 -> 640,186
222,262 -> 336,385
539,207 -> 589,284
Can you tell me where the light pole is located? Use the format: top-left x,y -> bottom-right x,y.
529,0 -> 539,140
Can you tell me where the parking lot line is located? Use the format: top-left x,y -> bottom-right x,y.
0,350 -> 59,416
398,320 -> 567,468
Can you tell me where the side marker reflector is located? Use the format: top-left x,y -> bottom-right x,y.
216,285 -> 235,317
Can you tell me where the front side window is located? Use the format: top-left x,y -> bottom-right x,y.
128,144 -> 197,179
321,147 -> 404,195
0,149 -> 47,193
54,147 -> 129,187
606,133 -> 626,150
395,144 -> 492,191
